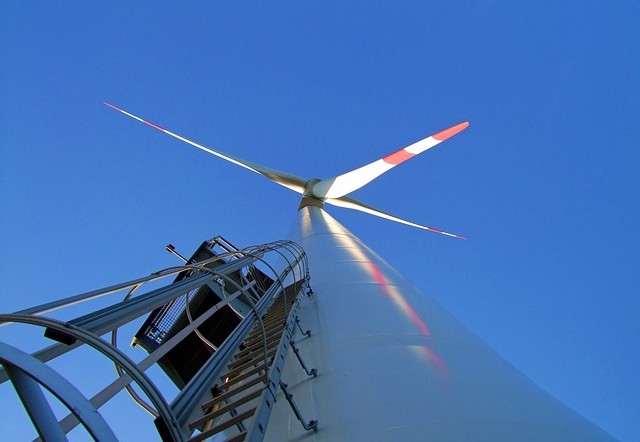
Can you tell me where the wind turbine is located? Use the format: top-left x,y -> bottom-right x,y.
104,103 -> 614,441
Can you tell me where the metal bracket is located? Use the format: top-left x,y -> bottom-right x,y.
295,316 -> 311,338
289,340 -> 317,377
278,381 -> 318,432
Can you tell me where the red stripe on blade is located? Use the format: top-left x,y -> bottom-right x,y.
432,121 -> 470,141
143,120 -> 166,131
103,101 -> 122,112
383,149 -> 415,165
427,226 -> 468,240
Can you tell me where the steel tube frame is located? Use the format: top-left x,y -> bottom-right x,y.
0,316 -> 183,442
68,255 -> 259,337
56,281 -> 258,435
0,342 -> 118,442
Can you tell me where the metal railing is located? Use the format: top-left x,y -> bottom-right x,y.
0,237 -> 310,441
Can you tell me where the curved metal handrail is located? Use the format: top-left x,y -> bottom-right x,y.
0,315 -> 184,442
0,341 -> 119,442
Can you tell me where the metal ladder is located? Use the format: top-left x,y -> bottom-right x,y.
0,238 -> 315,442
184,285 -> 317,442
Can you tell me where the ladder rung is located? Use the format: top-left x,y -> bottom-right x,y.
258,312 -> 287,328
244,322 -> 285,343
260,297 -> 288,313
245,326 -> 284,345
223,432 -> 247,442
261,297 -> 284,313
251,312 -> 287,331
228,347 -> 276,371
235,333 -> 282,359
191,388 -> 263,430
257,317 -> 285,332
244,322 -> 286,345
222,349 -> 275,380
218,363 -> 266,391
244,327 -> 284,346
202,375 -> 265,410
188,408 -> 255,442
262,299 -> 287,315
264,301 -> 290,314
264,300 -> 287,312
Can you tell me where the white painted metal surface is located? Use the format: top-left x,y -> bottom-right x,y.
264,206 -> 615,441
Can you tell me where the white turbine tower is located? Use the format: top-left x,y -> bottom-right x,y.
104,103 -> 614,441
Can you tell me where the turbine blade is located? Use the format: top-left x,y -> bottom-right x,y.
326,195 -> 467,240
103,102 -> 307,194
312,122 -> 469,199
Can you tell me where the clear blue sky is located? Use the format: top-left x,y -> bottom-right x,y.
1,2 -> 638,441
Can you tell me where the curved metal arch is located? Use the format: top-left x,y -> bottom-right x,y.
111,282 -> 160,418
245,242 -> 301,282
239,247 -> 295,315
0,341 -> 118,442
266,239 -> 312,290
0,315 -> 184,442
241,240 -> 309,309
250,240 -> 310,286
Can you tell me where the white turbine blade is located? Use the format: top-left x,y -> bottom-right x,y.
326,195 -> 467,240
103,102 -> 307,194
312,122 -> 469,199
